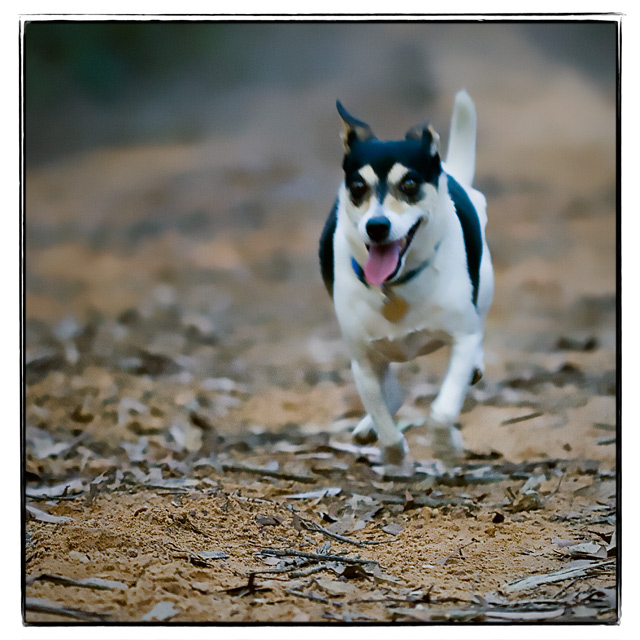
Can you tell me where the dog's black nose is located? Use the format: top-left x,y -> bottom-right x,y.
366,216 -> 391,242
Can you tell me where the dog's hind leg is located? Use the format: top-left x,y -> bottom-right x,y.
352,366 -> 404,444
351,358 -> 408,464
429,332 -> 483,461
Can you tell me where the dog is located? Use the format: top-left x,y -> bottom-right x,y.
319,90 -> 493,465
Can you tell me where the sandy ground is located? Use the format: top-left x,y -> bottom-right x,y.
23,21 -> 617,625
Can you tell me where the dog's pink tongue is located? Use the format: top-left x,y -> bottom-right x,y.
364,241 -> 401,286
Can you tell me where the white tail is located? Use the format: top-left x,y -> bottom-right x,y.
445,89 -> 477,186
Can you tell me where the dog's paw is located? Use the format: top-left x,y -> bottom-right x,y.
352,416 -> 378,445
379,456 -> 415,479
380,436 -> 409,466
353,429 -> 378,445
430,423 -> 464,464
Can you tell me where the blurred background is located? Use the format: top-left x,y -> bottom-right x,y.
25,21 -> 616,165
24,19 -> 618,458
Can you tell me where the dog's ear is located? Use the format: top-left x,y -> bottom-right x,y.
405,123 -> 440,157
337,101 -> 375,151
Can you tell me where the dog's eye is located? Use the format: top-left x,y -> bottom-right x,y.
348,178 -> 368,201
399,176 -> 421,198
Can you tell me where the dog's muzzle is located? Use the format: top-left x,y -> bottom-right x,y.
365,216 -> 391,243
363,218 -> 424,286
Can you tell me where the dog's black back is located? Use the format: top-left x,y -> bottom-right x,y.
319,200 -> 338,296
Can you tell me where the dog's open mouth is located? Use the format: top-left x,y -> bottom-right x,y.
364,218 -> 423,286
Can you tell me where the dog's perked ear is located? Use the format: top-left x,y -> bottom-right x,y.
405,123 -> 441,157
336,100 -> 375,152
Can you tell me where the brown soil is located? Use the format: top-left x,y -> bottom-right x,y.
24,22 -> 617,625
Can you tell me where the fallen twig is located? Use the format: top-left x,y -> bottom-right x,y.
259,548 -> 378,565
348,593 -> 471,605
552,577 -> 589,600
223,573 -> 271,597
292,512 -> 394,548
289,563 -> 334,578
541,472 -> 566,505
221,463 -> 315,484
246,563 -> 310,576
500,412 -> 544,426
250,559 -> 344,579
434,539 -> 478,566
26,573 -> 127,590
25,493 -> 85,502
25,597 -> 111,622
285,588 -> 343,607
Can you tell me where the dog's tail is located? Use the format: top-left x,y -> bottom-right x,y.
445,89 -> 477,186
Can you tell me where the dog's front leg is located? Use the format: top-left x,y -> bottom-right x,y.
352,365 -> 403,445
351,357 -> 408,465
429,332 -> 484,461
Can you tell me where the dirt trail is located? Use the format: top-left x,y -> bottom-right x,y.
24,22 -> 617,624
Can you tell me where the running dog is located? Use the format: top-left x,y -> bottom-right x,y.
319,90 -> 493,465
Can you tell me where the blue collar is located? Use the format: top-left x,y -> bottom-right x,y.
351,239 -> 442,288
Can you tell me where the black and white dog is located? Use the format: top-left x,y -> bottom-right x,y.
319,90 -> 493,465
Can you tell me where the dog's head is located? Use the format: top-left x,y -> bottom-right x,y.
337,101 -> 442,286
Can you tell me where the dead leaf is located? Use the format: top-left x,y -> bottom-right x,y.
552,538 -> 575,547
255,514 -> 283,527
353,506 -> 383,531
340,564 -> 372,580
486,608 -> 565,621
191,581 -> 210,594
68,550 -> 91,563
595,587 -> 617,609
26,426 -> 78,459
564,541 -> 607,559
510,491 -> 542,512
381,523 -> 403,536
284,487 -> 341,499
326,514 -> 355,536
315,578 -> 353,596
141,601 -> 180,621
503,559 -> 614,593
570,605 -> 600,619
390,606 -> 432,622
368,564 -> 402,584
26,505 -> 73,524
556,511 -> 584,521
26,478 -> 86,499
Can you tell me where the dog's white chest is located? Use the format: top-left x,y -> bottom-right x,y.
333,263 -> 460,362
369,328 -> 449,362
